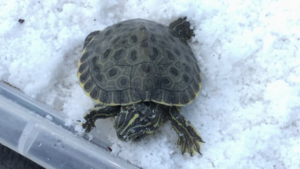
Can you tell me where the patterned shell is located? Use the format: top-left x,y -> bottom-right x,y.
77,19 -> 201,106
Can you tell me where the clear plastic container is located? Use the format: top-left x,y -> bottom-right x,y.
0,82 -> 139,169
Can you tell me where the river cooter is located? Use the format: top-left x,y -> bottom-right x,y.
78,17 -> 204,156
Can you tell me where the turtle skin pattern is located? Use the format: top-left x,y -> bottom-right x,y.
77,19 -> 201,107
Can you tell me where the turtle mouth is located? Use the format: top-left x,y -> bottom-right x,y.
117,129 -> 149,142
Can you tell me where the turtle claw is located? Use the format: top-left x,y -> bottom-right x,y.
81,117 -> 96,133
176,124 -> 204,156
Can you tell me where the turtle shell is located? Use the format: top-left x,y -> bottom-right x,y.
77,19 -> 201,106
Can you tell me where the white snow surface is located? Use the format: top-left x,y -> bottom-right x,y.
1,0 -> 300,169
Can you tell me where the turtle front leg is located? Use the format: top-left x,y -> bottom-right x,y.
82,104 -> 121,133
167,107 -> 204,156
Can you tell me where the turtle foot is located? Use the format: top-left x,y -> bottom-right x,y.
168,107 -> 204,156
176,122 -> 204,156
81,105 -> 121,133
169,17 -> 195,41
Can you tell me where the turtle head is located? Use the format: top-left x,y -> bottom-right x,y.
113,102 -> 165,142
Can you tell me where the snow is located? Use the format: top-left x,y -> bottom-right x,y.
46,114 -> 53,121
1,0 -> 300,169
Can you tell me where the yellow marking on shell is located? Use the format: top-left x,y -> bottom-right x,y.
78,73 -> 201,107
193,72 -> 202,100
78,49 -> 87,67
151,63 -> 202,107
95,97 -> 141,106
78,64 -> 143,106
151,82 -> 201,107
77,56 -> 202,108
120,113 -> 139,135
77,70 -> 103,105
77,71 -> 87,89
152,98 -> 189,107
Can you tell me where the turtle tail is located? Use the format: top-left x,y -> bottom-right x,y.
169,17 -> 195,41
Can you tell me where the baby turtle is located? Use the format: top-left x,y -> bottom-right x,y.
78,17 -> 204,156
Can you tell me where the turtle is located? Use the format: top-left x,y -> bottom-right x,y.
77,17 -> 204,156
